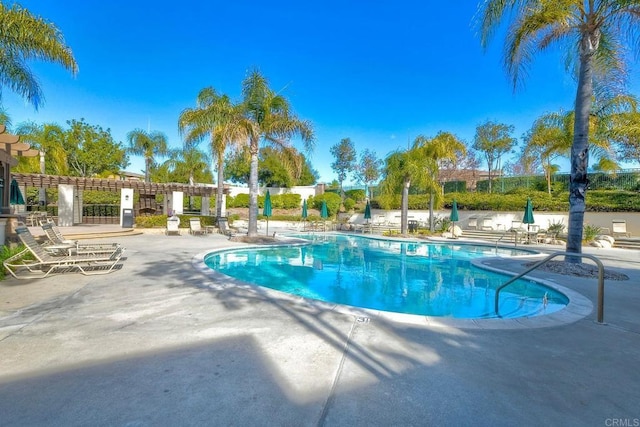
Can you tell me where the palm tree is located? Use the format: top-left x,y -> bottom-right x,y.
126,129 -> 169,183
162,144 -> 211,210
0,3 -> 77,109
15,121 -> 67,205
478,0 -> 640,256
380,145 -> 437,235
240,69 -> 314,236
414,132 -> 466,231
179,87 -> 248,218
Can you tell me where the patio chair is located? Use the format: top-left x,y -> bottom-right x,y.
612,220 -> 631,238
40,222 -> 122,255
217,217 -> 239,238
4,227 -> 124,279
467,216 -> 478,230
189,217 -> 206,236
166,216 -> 181,236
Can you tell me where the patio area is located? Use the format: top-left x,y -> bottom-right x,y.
0,229 -> 639,426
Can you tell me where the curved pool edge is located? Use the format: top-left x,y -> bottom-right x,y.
192,243 -> 593,331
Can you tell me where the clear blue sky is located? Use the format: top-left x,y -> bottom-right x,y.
3,1 -> 639,184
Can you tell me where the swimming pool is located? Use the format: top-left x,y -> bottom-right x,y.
204,234 -> 569,319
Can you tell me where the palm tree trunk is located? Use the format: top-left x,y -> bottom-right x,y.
401,179 -> 409,234
567,48 -> 594,258
145,157 -> 151,183
216,153 -> 225,218
248,139 -> 260,236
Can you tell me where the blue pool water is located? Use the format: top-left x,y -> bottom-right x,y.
204,234 -> 569,319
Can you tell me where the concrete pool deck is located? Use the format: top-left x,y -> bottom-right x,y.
0,227 -> 639,426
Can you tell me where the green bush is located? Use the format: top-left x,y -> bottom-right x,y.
343,198 -> 355,211
345,189 -> 366,202
0,245 -> 31,281
309,192 -> 341,218
134,214 -> 215,228
228,193 -> 249,208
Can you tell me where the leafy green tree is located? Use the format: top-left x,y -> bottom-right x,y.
126,128 -> 169,182
414,132 -> 466,231
354,148 -> 381,200
612,108 -> 640,165
179,87 -> 248,217
240,69 -> 314,236
523,113 -> 568,194
330,137 -> 357,200
159,144 -> 212,209
0,3 -> 77,109
225,146 -> 318,187
224,147 -> 251,184
380,145 -> 436,234
472,121 -> 516,193
64,119 -> 128,177
478,0 -> 640,255
15,121 -> 67,204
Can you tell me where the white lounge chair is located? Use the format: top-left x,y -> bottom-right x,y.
189,217 -> 206,236
612,220 -> 630,238
4,227 -> 124,279
40,222 -> 122,255
218,217 -> 240,238
166,216 -> 181,236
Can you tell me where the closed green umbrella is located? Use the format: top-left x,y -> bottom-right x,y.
523,198 -> 534,225
10,179 -> 25,205
364,201 -> 372,221
450,199 -> 459,222
302,199 -> 308,231
320,200 -> 329,232
523,198 -> 535,242
449,199 -> 459,238
320,200 -> 328,219
263,190 -> 272,235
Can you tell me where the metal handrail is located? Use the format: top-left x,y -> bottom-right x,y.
494,251 -> 605,323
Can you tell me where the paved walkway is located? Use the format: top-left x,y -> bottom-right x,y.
0,227 -> 639,426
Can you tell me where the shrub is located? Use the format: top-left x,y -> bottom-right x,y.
343,198 -> 355,211
228,193 -> 249,208
0,245 -> 31,281
583,224 -> 602,242
345,189 -> 366,202
309,192 -> 342,218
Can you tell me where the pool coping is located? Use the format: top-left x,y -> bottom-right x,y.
192,235 -> 593,330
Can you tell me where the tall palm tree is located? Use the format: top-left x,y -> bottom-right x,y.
240,69 -> 314,236
0,3 -> 77,109
414,132 -> 466,231
478,0 -> 640,256
126,129 -> 169,183
380,145 -> 437,235
15,121 -> 67,204
178,87 -> 248,218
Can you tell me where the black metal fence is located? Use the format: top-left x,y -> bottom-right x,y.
83,204 -> 120,224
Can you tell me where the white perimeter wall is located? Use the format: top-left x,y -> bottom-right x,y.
226,185 -> 320,205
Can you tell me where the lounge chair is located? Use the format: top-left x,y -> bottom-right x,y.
217,217 -> 240,238
166,216 -> 181,236
40,222 -> 122,255
4,227 -> 124,279
612,220 -> 631,238
189,217 -> 206,236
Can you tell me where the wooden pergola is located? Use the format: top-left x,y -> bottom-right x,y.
11,173 -> 225,197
